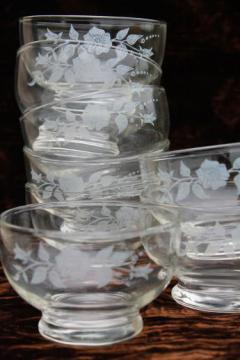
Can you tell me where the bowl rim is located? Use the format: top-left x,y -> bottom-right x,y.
147,142 -> 240,162
19,15 -> 167,26
0,200 -> 174,242
23,141 -> 170,164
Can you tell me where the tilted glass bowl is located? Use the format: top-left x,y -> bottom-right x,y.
141,142 -> 240,312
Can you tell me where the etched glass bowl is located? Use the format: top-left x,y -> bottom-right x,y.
20,87 -> 169,157
141,142 -> 240,312
0,201 -> 176,345
16,39 -> 162,113
24,142 -> 169,203
19,15 -> 167,66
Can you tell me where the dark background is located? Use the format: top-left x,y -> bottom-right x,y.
0,0 -> 239,211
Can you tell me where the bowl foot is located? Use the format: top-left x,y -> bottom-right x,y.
172,283 -> 240,313
38,293 -> 143,346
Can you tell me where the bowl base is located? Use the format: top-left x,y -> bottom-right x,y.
172,283 -> 240,313
38,293 -> 143,346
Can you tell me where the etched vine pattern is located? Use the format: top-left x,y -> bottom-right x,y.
155,158 -> 240,203
31,25 -> 159,88
30,167 -> 142,200
13,241 -> 154,288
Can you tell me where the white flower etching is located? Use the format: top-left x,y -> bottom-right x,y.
196,160 -> 229,190
116,207 -> 143,228
31,24 -> 156,90
12,242 -> 153,288
30,169 -> 138,200
83,27 -> 112,55
152,156 -> 240,204
82,104 -> 111,131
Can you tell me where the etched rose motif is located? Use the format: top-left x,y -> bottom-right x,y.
83,27 -> 112,55
58,176 -> 85,193
82,104 -> 111,131
54,247 -> 91,286
196,160 -> 229,190
116,207 -> 142,228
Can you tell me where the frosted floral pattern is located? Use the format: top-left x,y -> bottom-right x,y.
154,157 -> 240,204
36,90 -> 159,144
30,25 -> 160,89
13,242 -> 154,288
30,165 -> 142,200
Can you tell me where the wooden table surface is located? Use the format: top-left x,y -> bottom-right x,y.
1,265 -> 240,360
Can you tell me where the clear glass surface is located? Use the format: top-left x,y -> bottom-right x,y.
0,201 -> 175,345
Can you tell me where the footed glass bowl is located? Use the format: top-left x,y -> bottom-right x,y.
0,201 -> 176,345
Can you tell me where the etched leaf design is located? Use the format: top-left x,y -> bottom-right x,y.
58,44 -> 75,63
192,183 -> 209,199
45,28 -> 62,41
31,170 -> 42,183
180,161 -> 191,177
176,182 -> 191,201
95,268 -> 113,288
14,244 -> 31,262
49,67 -> 64,82
38,243 -> 50,261
126,34 -> 143,45
116,28 -> 129,40
115,114 -> 128,133
31,267 -> 48,284
101,206 -> 111,217
115,64 -> 132,75
69,24 -> 79,40
130,264 -> 153,280
48,269 -> 64,287
234,173 -> 240,194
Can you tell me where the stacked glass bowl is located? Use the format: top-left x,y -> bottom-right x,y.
0,16 -> 172,346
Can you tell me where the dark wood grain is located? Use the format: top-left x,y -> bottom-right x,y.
1,266 -> 240,360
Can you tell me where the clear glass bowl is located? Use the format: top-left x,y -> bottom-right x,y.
24,142 -> 169,203
16,39 -> 162,113
19,15 -> 167,66
141,142 -> 240,312
0,201 -> 175,345
20,87 -> 169,157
